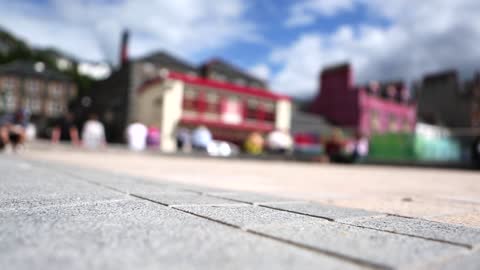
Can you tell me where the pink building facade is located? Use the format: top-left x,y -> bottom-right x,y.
309,63 -> 416,137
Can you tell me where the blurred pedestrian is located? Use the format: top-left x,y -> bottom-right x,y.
51,112 -> 80,145
472,136 -> 480,168
126,121 -> 148,151
0,114 -> 9,151
266,129 -> 293,154
146,125 -> 160,148
191,125 -> 213,151
81,114 -> 106,150
176,128 -> 191,152
5,109 -> 29,152
244,132 -> 264,155
325,128 -> 347,163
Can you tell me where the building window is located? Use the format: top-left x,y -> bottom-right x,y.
183,87 -> 197,113
24,98 -> 42,114
403,119 -> 412,132
0,89 -> 17,112
49,83 -> 63,98
46,101 -> 63,116
206,91 -> 220,114
25,79 -> 42,97
371,110 -> 381,133
246,99 -> 258,120
388,115 -> 398,132
264,102 -> 275,122
1,77 -> 16,90
195,91 -> 207,114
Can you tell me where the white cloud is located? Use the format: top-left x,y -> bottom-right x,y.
0,0 -> 257,64
248,64 -> 271,81
286,0 -> 356,27
272,0 -> 480,98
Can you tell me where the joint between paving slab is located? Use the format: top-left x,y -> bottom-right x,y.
204,193 -> 306,206
203,194 -> 256,205
257,204 -> 475,250
169,203 -> 250,208
259,204 -> 336,222
337,222 -> 473,250
245,229 -> 393,270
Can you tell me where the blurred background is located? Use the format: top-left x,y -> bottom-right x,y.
0,0 -> 479,169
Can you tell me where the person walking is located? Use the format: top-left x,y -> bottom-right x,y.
81,114 -> 106,150
126,121 -> 148,151
51,112 -> 80,145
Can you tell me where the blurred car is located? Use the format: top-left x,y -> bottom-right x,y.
293,133 -> 324,158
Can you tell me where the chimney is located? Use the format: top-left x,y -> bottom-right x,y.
120,29 -> 129,67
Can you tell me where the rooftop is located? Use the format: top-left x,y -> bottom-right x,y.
136,51 -> 198,74
0,60 -> 71,81
201,58 -> 266,85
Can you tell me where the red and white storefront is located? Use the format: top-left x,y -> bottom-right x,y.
134,71 -> 291,152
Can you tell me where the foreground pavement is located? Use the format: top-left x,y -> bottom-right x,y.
1,155 -> 480,269
23,142 -> 480,228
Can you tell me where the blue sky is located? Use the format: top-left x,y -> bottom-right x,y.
0,0 -> 479,99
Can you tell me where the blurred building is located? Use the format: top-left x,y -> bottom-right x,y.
472,75 -> 480,129
309,63 -> 416,137
416,70 -> 480,129
199,59 -> 267,89
90,31 -> 291,150
136,71 -> 290,152
0,60 -> 77,129
415,71 -> 480,161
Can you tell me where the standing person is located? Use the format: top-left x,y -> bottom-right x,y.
0,114 -> 10,150
176,128 -> 191,152
146,125 -> 160,148
81,114 -> 106,150
325,128 -> 346,163
244,132 -> 264,155
126,121 -> 148,151
51,112 -> 80,145
6,109 -> 29,152
472,136 -> 480,168
191,125 -> 213,151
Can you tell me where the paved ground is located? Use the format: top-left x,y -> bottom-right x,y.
22,142 -> 480,227
2,148 -> 480,269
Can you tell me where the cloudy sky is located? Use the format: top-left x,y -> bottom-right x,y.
1,0 -> 479,99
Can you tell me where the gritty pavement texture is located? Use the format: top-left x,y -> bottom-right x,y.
1,155 -> 480,269
22,142 -> 480,228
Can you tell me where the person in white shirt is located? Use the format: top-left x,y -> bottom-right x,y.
126,121 -> 148,151
81,114 -> 106,150
191,126 -> 213,151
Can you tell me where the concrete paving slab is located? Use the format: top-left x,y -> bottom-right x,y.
343,215 -> 480,248
132,192 -> 249,206
260,202 -> 385,221
207,192 -> 306,204
48,161 -> 238,196
421,249 -> 480,270
0,198 -> 363,270
0,160 -> 126,210
323,196 -> 480,220
427,212 -> 480,228
177,205 -> 466,269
